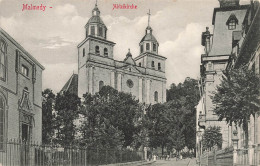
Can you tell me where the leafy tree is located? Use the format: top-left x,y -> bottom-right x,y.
166,77 -> 200,151
212,66 -> 260,147
42,89 -> 55,144
202,126 -> 222,150
54,91 -> 81,146
80,86 -> 142,148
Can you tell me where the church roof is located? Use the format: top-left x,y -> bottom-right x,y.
140,33 -> 158,43
86,16 -> 106,27
60,74 -> 78,95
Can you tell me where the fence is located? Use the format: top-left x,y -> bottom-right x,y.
200,147 -> 233,166
0,140 -> 143,166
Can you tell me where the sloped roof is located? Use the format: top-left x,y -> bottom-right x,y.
140,33 -> 158,43
86,16 -> 106,26
60,74 -> 78,95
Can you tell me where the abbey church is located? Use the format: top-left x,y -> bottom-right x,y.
62,4 -> 167,104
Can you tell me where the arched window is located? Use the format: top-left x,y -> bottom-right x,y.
95,46 -> 100,54
151,61 -> 155,68
154,91 -> 158,102
0,95 -> 5,150
153,43 -> 156,51
158,63 -> 161,70
140,45 -> 144,53
98,27 -> 103,37
0,40 -> 6,81
146,43 -> 150,51
139,62 -> 141,67
91,26 -> 95,35
99,81 -> 104,91
104,48 -> 108,57
83,48 -> 85,57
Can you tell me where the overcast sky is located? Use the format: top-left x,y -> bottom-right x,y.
0,0 -> 250,92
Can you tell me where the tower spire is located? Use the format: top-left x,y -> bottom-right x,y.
95,0 -> 98,6
147,9 -> 151,26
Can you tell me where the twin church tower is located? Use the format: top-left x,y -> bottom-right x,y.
62,3 -> 167,105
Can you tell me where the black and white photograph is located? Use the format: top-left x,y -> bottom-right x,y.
0,0 -> 259,165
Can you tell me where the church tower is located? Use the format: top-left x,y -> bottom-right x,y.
77,2 -> 116,98
134,10 -> 166,74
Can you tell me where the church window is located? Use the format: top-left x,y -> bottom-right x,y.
139,62 -> 141,67
98,27 -> 103,37
151,61 -> 155,68
0,40 -> 6,81
91,26 -> 95,35
104,48 -> 108,57
154,91 -> 158,102
99,81 -> 104,91
95,46 -> 100,54
127,79 -> 134,88
21,65 -> 29,77
141,45 -> 144,53
153,43 -> 156,52
0,95 -> 5,150
158,63 -> 161,70
146,43 -> 150,51
105,30 -> 107,39
83,48 -> 85,57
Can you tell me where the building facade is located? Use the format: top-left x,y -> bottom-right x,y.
0,27 -> 44,150
197,0 -> 260,165
63,4 -> 167,105
198,0 -> 250,149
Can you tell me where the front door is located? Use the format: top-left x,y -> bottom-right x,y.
21,123 -> 31,166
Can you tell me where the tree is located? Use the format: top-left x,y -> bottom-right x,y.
54,91 -> 81,146
42,89 -> 55,144
80,86 -> 142,148
212,66 -> 260,147
166,77 -> 200,151
202,126 -> 222,151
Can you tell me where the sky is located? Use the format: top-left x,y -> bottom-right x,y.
0,0 -> 251,92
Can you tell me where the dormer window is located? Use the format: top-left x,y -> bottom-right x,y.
146,43 -> 150,51
139,62 -> 141,67
95,46 -> 100,54
91,26 -> 95,35
226,14 -> 238,30
104,48 -> 108,57
228,19 -> 236,30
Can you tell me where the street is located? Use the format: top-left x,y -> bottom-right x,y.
148,158 -> 198,166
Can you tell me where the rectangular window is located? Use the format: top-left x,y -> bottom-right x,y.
146,43 -> 150,51
0,41 -> 6,81
228,20 -> 236,30
83,48 -> 85,57
21,65 -> 29,77
91,26 -> 95,35
0,97 -> 4,150
98,27 -> 103,37
153,43 -> 156,51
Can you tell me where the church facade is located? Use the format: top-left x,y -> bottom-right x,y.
67,4 -> 167,104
